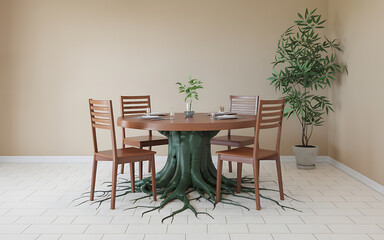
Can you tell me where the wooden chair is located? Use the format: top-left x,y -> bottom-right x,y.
89,99 -> 157,209
211,95 -> 258,172
216,99 -> 285,210
120,95 -> 168,179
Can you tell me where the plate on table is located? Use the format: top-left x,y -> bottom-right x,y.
215,112 -> 237,116
215,115 -> 239,120
141,115 -> 162,119
144,112 -> 167,116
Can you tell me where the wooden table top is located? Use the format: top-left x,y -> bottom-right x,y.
117,113 -> 256,131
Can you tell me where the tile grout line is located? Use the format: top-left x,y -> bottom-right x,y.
378,224 -> 384,231
271,233 -> 276,240
83,224 -> 90,234
20,223 -> 31,234
12,215 -> 22,224
324,223 -> 334,234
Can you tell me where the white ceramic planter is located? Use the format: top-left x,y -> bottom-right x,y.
293,145 -> 319,169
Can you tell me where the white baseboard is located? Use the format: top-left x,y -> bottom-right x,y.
0,155 -> 383,195
0,155 -> 326,163
326,156 -> 384,195
0,156 -> 93,163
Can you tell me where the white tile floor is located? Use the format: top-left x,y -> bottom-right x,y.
1,161 -> 384,240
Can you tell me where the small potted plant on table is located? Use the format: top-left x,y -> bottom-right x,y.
268,9 -> 347,169
176,76 -> 203,118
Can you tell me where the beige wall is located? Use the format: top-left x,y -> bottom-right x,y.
328,0 -> 384,184
0,0 -> 329,156
0,0 -> 12,154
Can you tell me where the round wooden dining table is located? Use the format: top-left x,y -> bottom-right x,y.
117,113 -> 256,207
117,113 -> 256,131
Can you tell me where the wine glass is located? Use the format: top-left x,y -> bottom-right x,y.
170,107 -> 175,119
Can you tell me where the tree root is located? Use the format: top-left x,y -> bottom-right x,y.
75,131 -> 301,220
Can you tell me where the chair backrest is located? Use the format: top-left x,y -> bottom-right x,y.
89,99 -> 117,157
229,95 -> 259,115
121,95 -> 151,116
253,99 -> 285,156
121,95 -> 152,137
228,95 -> 258,136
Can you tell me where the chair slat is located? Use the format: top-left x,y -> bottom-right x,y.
92,123 -> 111,130
91,106 -> 109,111
260,117 -> 282,123
232,107 -> 257,113
261,100 -> 284,104
90,100 -> 109,105
259,122 -> 281,129
261,111 -> 282,117
261,106 -> 284,111
232,101 -> 256,104
121,96 -> 150,100
92,118 -> 111,124
91,112 -> 111,118
232,101 -> 257,104
232,105 -> 256,109
232,96 -> 257,100
123,110 -> 146,115
123,106 -> 148,110
122,101 -> 149,105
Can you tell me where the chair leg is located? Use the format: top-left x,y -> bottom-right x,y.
110,161 -> 118,209
120,145 -> 125,174
216,155 -> 223,203
130,162 -> 135,193
236,162 -> 242,194
139,162 -> 143,180
148,146 -> 152,173
138,147 -> 144,179
150,155 -> 157,201
90,155 -> 98,201
228,146 -> 233,172
257,159 -> 260,178
120,163 -> 125,174
253,160 -> 261,210
275,155 -> 284,200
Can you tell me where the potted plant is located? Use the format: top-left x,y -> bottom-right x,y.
268,9 -> 347,169
176,76 -> 203,118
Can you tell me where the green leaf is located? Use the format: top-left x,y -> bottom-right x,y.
298,12 -> 303,19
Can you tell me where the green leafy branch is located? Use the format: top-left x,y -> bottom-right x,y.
268,8 -> 347,146
176,75 -> 203,102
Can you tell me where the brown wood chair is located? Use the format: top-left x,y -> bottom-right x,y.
120,95 -> 168,179
89,99 -> 157,209
216,99 -> 285,210
211,95 -> 258,172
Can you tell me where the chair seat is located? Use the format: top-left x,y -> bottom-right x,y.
123,135 -> 168,148
96,147 -> 156,160
210,135 -> 254,147
217,147 -> 277,161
